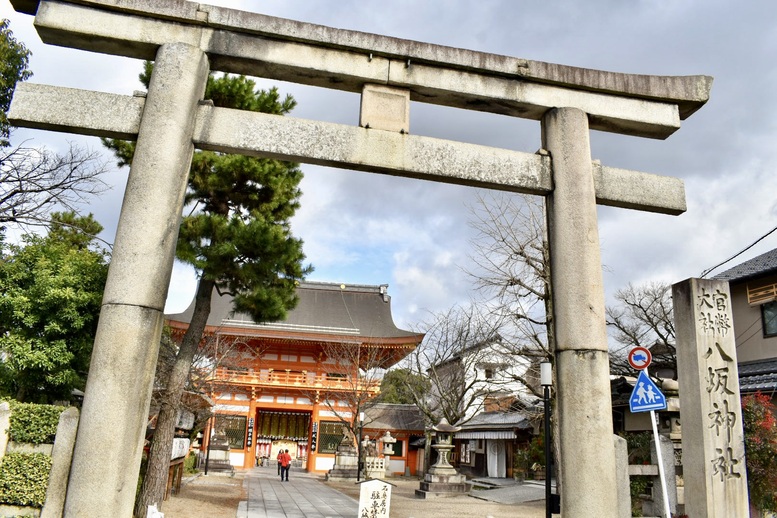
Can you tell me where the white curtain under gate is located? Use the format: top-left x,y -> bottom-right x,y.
486,439 -> 506,478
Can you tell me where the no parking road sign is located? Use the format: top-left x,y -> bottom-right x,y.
628,346 -> 652,370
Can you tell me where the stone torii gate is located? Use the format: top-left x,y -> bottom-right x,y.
9,1 -> 711,516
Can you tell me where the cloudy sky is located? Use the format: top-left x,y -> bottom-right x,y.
5,0 -> 777,330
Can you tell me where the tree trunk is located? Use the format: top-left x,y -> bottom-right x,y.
133,278 -> 215,517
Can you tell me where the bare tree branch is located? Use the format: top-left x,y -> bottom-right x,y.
0,141 -> 110,229
606,281 -> 676,379
401,304 -> 534,426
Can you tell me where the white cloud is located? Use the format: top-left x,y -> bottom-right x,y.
6,0 -> 777,332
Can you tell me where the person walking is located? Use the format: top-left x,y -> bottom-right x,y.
279,449 -> 292,481
276,449 -> 284,476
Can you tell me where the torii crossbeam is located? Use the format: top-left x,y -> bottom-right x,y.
9,1 -> 711,517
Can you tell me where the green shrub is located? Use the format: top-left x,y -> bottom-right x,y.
619,431 -> 654,517
184,452 -> 198,474
6,401 -> 64,444
0,452 -> 51,507
742,392 -> 777,513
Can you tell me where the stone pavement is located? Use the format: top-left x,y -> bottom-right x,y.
469,477 -> 552,505
237,466 -> 549,518
237,466 -> 358,517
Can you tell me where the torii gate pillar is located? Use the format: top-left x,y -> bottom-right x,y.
64,43 -> 209,517
544,107 -> 618,515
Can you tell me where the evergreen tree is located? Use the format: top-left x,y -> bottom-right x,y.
104,65 -> 311,516
376,368 -> 431,405
0,18 -> 31,148
0,212 -> 108,403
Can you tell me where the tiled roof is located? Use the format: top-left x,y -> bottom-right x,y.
458,411 -> 532,431
739,358 -> 777,393
364,403 -> 426,431
167,281 -> 421,339
713,248 -> 777,282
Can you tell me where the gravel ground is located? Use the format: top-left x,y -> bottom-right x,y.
159,472 -> 246,518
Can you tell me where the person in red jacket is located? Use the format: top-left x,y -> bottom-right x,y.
279,449 -> 292,481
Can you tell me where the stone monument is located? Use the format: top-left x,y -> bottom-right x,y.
415,418 -> 469,499
673,278 -> 749,517
325,426 -> 359,481
358,478 -> 394,518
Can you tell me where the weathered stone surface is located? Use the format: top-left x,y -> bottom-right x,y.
650,434 -> 677,517
613,435 -> 631,518
9,83 -> 687,215
7,83 -> 144,140
13,0 -> 711,137
359,84 -> 410,133
40,407 -> 79,518
544,108 -> 609,354
544,108 -> 617,518
63,43 -> 209,518
414,472 -> 470,499
673,278 -> 749,518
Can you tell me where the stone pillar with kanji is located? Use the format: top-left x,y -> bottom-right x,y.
673,278 -> 749,517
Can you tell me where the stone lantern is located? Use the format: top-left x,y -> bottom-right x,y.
415,418 -> 469,499
428,418 -> 457,475
381,431 -> 397,477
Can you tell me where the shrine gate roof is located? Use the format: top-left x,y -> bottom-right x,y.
166,281 -> 423,342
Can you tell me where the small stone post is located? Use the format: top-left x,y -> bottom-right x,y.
648,434 -> 677,516
0,402 -> 10,463
613,435 -> 631,518
40,407 -> 79,518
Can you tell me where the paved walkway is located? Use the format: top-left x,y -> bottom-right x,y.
236,466 -> 550,518
237,466 -> 358,518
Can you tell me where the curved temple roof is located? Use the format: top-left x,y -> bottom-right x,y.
166,280 -> 423,342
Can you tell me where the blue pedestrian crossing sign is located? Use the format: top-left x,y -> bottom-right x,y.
629,370 -> 667,413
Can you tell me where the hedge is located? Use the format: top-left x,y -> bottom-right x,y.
6,401 -> 64,445
0,452 -> 52,507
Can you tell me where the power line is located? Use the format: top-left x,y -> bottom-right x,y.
700,223 -> 777,278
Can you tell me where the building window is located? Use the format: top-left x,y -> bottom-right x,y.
763,301 -> 777,337
216,415 -> 247,449
460,441 -> 471,464
318,421 -> 346,454
484,368 -> 495,379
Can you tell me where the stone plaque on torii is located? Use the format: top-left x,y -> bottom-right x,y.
8,1 -> 712,516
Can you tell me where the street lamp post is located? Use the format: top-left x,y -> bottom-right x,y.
541,360 -> 552,518
357,411 -> 365,481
